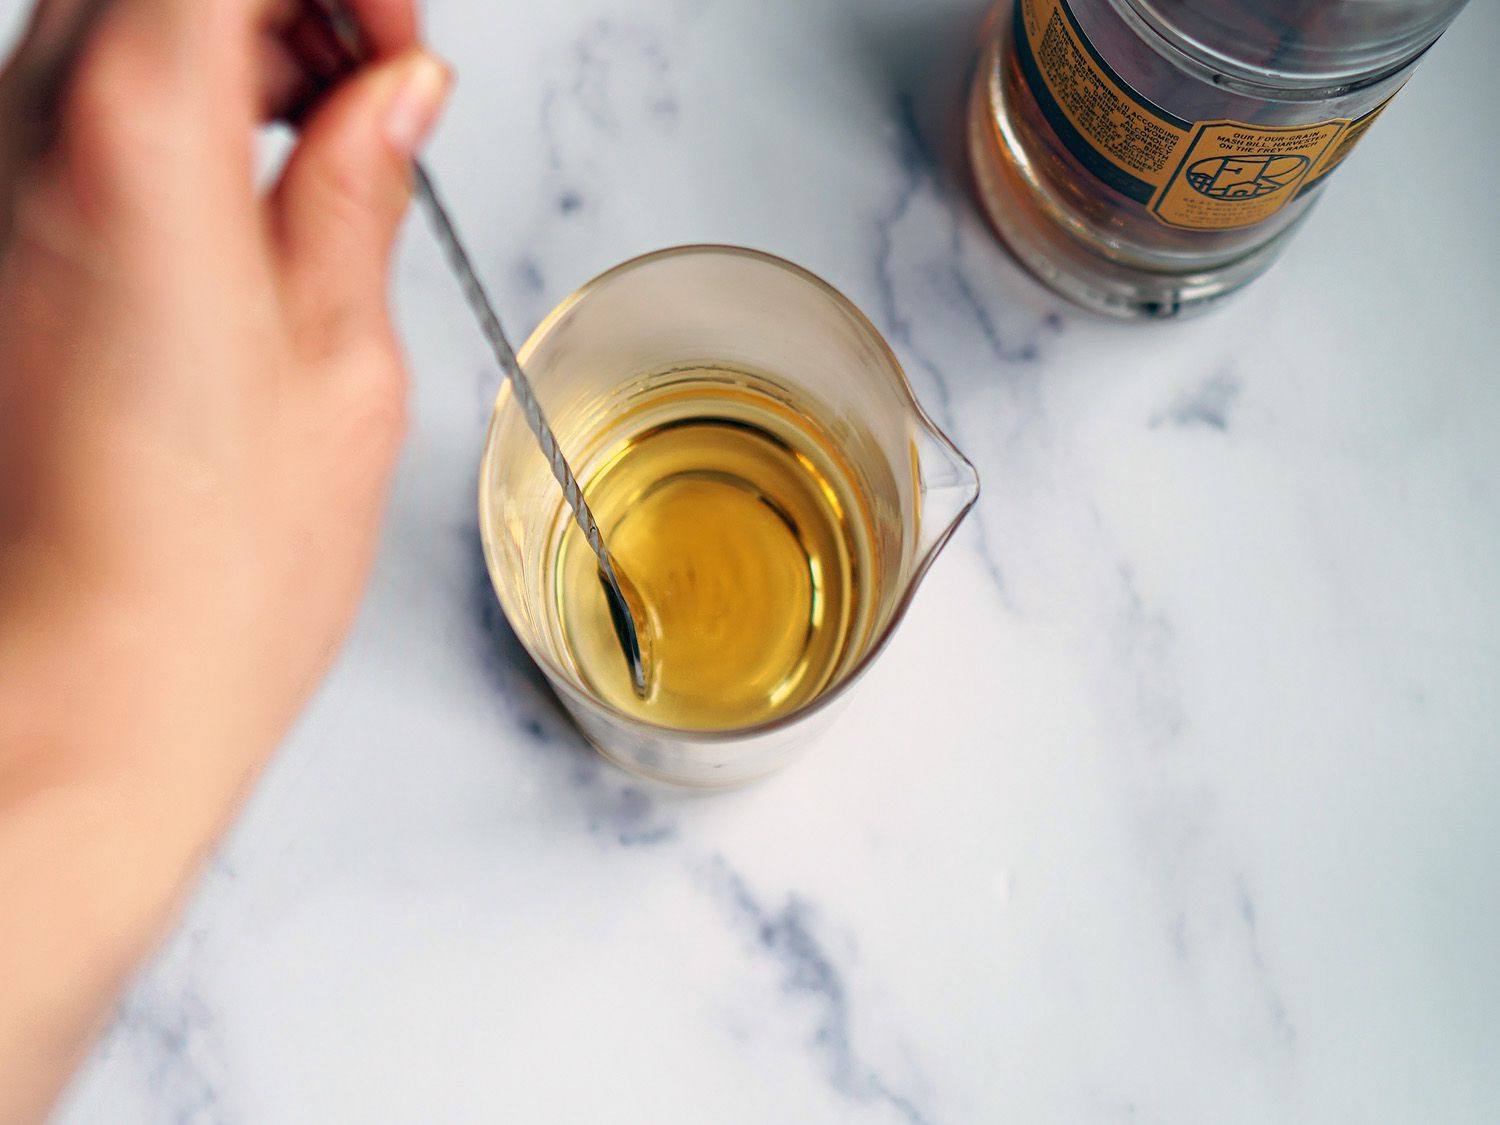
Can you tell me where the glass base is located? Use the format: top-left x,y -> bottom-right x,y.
965,39 -> 1295,321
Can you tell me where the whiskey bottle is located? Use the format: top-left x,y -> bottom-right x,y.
969,0 -> 1470,317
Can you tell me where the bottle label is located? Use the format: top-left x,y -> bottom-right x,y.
1012,0 -> 1396,230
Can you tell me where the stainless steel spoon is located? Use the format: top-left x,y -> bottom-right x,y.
297,1 -> 650,698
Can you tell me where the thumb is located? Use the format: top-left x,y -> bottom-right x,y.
271,49 -> 451,356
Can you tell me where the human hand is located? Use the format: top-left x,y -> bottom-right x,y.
0,0 -> 449,801
0,0 -> 449,1115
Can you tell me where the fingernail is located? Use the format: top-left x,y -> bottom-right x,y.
385,53 -> 452,157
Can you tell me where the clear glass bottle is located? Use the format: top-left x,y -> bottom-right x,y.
969,0 -> 1470,318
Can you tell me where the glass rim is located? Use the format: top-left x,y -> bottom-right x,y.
477,243 -> 978,744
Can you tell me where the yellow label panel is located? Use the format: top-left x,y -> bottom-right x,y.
1015,0 -> 1379,231
1302,91 -> 1400,188
1154,122 -> 1343,229
1019,0 -> 1190,189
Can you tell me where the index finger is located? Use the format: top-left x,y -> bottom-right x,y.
111,0 -> 420,89
343,0 -> 419,57
267,0 -> 422,124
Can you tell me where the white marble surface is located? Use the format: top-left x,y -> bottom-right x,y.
19,0 -> 1500,1120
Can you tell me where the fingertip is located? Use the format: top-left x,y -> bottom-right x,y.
382,50 -> 451,158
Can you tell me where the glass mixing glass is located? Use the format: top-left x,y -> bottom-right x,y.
479,246 -> 978,787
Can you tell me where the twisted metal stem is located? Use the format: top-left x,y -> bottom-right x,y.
298,0 -> 648,696
412,166 -> 610,565
413,166 -> 647,697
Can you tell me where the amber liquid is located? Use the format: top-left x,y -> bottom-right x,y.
550,377 -> 877,731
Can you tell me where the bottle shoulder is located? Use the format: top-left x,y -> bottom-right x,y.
1097,0 -> 1467,94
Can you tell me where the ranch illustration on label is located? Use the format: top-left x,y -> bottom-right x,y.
1184,154 -> 1311,200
